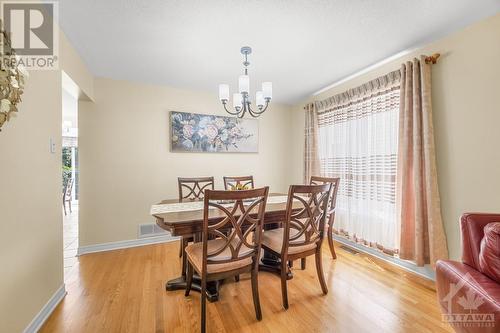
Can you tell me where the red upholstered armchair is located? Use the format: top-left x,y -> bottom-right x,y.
436,213 -> 500,333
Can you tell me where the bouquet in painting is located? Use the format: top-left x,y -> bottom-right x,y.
171,112 -> 253,152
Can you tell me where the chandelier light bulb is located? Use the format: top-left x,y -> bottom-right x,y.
233,93 -> 243,109
256,91 -> 264,108
238,75 -> 250,94
219,84 -> 229,101
262,82 -> 272,99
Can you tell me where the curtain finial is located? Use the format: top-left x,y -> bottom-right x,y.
425,53 -> 440,65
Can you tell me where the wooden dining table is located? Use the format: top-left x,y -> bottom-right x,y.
153,193 -> 327,302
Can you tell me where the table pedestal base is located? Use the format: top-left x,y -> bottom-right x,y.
259,253 -> 293,280
165,276 -> 220,303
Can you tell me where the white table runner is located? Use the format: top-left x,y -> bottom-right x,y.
150,195 -> 291,215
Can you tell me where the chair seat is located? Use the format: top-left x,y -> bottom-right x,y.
185,238 -> 253,274
262,228 -> 317,255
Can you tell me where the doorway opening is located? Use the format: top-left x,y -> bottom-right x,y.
62,73 -> 79,280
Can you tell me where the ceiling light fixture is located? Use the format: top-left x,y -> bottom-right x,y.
218,46 -> 272,118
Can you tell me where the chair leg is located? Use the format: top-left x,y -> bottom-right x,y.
327,216 -> 337,259
63,202 -> 67,216
280,261 -> 289,309
315,248 -> 328,295
201,277 -> 207,333
69,199 -> 72,213
250,262 -> 262,320
185,263 -> 193,296
301,258 -> 306,270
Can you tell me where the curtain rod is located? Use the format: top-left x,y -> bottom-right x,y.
313,50 -> 441,96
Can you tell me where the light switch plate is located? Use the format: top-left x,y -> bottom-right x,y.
49,138 -> 56,154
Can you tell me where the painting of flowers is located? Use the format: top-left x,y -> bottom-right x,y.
170,111 -> 258,153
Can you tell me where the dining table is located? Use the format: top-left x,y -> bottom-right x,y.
152,193 -> 330,302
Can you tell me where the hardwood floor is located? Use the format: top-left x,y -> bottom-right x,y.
40,241 -> 453,333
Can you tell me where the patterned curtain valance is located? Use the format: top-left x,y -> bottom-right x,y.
315,69 -> 401,113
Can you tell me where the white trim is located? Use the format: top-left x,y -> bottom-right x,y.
333,235 -> 435,280
23,284 -> 66,333
77,235 -> 179,256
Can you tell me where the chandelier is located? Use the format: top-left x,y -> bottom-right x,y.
218,46 -> 272,118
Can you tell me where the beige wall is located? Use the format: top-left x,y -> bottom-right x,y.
78,78 -> 292,246
0,19 -> 94,333
0,71 -> 62,333
290,13 -> 500,261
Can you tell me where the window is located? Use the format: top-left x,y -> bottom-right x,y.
316,71 -> 400,253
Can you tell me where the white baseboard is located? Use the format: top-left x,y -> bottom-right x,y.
23,284 -> 66,333
77,235 -> 179,256
333,235 -> 435,280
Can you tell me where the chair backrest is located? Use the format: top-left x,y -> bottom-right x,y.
202,187 -> 269,269
223,176 -> 254,190
63,178 -> 74,200
178,177 -> 214,201
282,184 -> 332,255
461,213 -> 500,269
310,176 -> 340,216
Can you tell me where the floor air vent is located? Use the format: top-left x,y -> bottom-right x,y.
138,223 -> 167,238
340,245 -> 359,255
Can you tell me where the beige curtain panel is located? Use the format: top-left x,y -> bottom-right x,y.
397,55 -> 449,267
304,103 -> 320,183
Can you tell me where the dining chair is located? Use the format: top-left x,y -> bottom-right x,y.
222,175 -> 255,281
177,177 -> 215,265
63,178 -> 74,216
223,175 -> 254,190
308,176 -> 341,262
178,177 -> 215,201
184,187 -> 269,333
261,183 -> 331,309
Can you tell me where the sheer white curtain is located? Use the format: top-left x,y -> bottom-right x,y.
316,71 -> 401,253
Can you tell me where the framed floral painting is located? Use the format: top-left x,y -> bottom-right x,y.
170,111 -> 259,153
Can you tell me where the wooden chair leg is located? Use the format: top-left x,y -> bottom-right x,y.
315,248 -> 328,295
280,261 -> 289,309
63,202 -> 67,216
327,217 -> 337,259
201,277 -> 207,333
250,261 -> 262,320
185,263 -> 193,296
181,240 -> 187,278
301,258 -> 306,270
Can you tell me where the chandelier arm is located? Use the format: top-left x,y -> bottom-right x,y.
247,100 -> 269,117
222,101 -> 243,116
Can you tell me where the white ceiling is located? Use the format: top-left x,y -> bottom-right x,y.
59,0 -> 500,104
